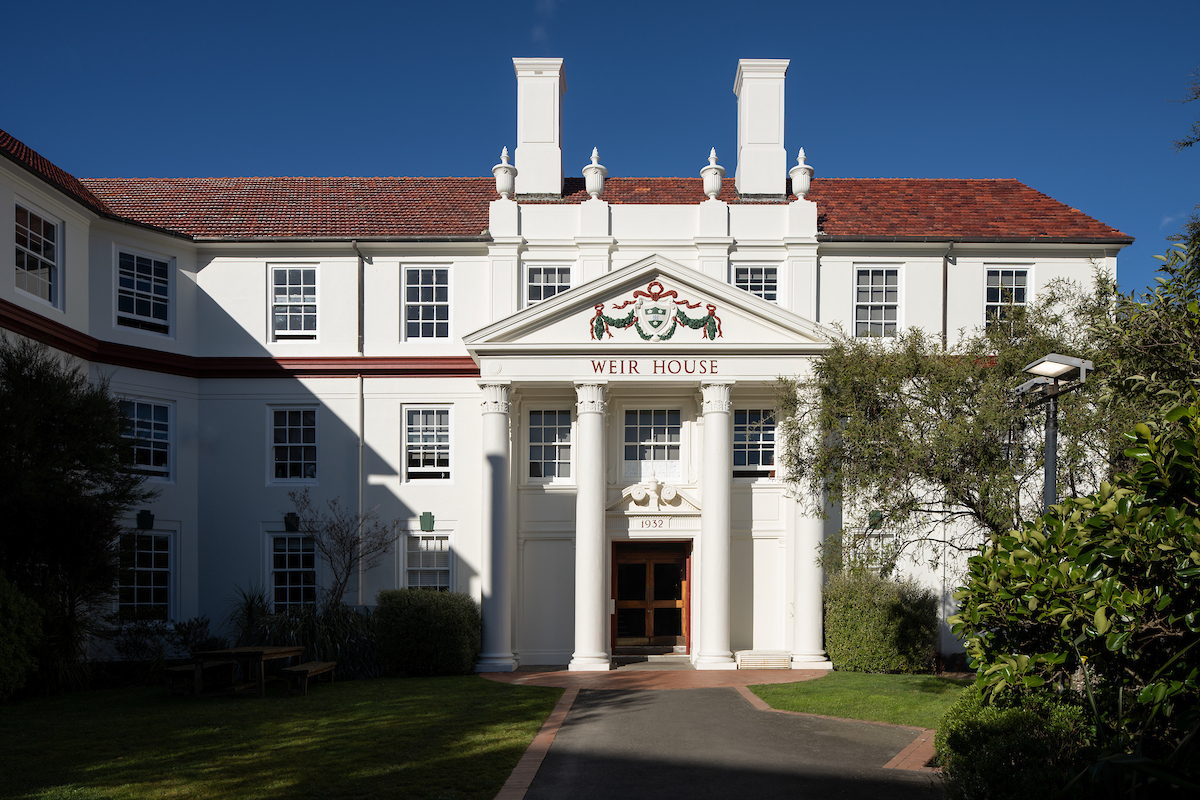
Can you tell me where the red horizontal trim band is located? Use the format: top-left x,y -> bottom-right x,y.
0,298 -> 480,379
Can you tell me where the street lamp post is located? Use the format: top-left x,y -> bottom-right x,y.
1016,353 -> 1093,510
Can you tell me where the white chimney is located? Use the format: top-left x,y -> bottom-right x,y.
513,57 -> 566,196
733,58 -> 789,196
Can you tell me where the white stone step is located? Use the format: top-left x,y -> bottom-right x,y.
734,650 -> 792,669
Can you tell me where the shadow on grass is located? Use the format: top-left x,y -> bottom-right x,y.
1,676 -> 562,800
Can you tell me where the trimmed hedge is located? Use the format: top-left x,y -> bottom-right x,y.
935,687 -> 1092,800
0,571 -> 42,702
823,571 -> 937,673
238,602 -> 378,680
375,590 -> 481,676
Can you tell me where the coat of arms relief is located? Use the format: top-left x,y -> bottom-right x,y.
589,280 -> 723,342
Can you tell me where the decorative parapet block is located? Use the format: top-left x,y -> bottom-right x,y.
700,148 -> 725,199
582,148 -> 607,198
789,148 -> 814,200
492,148 -> 517,200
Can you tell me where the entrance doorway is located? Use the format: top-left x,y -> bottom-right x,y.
612,541 -> 691,651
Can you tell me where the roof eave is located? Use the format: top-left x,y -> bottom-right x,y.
189,235 -> 494,243
816,234 -> 1135,245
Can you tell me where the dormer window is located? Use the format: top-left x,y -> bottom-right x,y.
733,266 -> 777,302
527,266 -> 570,306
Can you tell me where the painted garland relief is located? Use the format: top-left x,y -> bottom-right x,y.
589,281 -> 723,342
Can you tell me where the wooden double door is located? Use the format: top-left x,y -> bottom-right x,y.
612,542 -> 691,649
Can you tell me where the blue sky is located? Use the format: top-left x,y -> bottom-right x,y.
2,0 -> 1197,294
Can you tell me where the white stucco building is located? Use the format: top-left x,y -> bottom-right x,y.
1,58 -> 1130,671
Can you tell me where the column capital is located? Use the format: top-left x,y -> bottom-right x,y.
478,381 -> 512,414
700,381 -> 734,414
575,381 -> 607,414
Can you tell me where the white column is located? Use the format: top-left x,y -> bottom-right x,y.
792,492 -> 834,670
475,381 -> 516,672
696,381 -> 736,669
569,381 -> 611,671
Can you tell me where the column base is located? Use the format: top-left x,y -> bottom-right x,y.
568,655 -> 612,671
694,654 -> 737,670
791,654 -> 834,671
475,654 -> 518,673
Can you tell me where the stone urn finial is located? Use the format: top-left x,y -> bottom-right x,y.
492,147 -> 517,199
700,147 -> 725,200
582,147 -> 607,199
789,147 -> 814,199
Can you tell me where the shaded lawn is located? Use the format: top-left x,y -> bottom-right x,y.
1,676 -> 562,800
751,671 -> 973,730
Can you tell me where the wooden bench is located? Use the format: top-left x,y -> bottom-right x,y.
280,661 -> 337,696
166,660 -> 237,696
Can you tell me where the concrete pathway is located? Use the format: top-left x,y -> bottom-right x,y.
485,668 -> 943,800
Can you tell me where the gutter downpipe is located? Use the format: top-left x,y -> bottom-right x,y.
352,241 -> 367,606
941,241 -> 955,350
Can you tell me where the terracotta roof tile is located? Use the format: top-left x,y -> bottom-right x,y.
1,128 -> 113,217
2,127 -> 1129,243
82,175 -> 1129,243
80,176 -> 496,239
807,178 -> 1130,242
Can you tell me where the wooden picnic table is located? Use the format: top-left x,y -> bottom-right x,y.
192,645 -> 306,697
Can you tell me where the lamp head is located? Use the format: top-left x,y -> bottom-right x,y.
1022,353 -> 1093,383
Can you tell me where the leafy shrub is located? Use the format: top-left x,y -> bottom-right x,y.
375,590 -> 481,677
169,616 -> 227,656
0,571 -> 43,702
952,402 -> 1200,752
234,600 -> 377,680
109,618 -> 172,683
225,584 -> 272,643
823,571 -> 937,673
935,687 -> 1092,800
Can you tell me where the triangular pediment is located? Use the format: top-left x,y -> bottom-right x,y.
464,255 -> 834,357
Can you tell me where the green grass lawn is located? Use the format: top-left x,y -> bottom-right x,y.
0,676 -> 562,800
751,672 -> 974,730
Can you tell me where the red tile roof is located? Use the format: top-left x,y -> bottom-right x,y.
1,128 -> 114,217
81,176 -> 496,239
808,178 -> 1130,242
80,175 -> 1129,243
3,126 -> 1130,243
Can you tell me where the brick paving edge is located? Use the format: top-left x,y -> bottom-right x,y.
493,686 -> 580,800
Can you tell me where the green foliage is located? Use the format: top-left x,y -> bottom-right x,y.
168,615 -> 227,656
1171,67 -> 1200,151
0,571 -> 43,702
225,583 -> 271,643
0,337 -> 156,692
235,601 -> 378,680
776,282 -> 1122,554
823,571 -> 938,673
935,687 -> 1092,800
109,619 -> 172,684
375,589 -> 482,677
1088,231 -> 1200,419
951,401 -> 1200,754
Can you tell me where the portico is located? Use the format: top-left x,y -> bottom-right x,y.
465,256 -> 835,671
